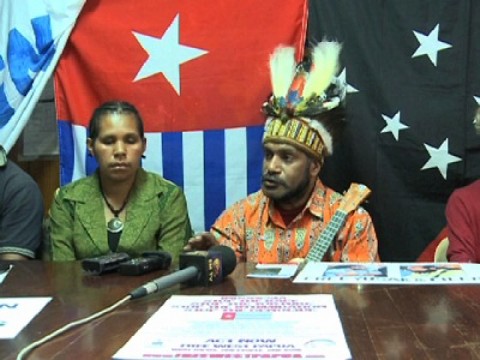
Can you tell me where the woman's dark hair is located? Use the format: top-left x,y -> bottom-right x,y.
88,100 -> 145,141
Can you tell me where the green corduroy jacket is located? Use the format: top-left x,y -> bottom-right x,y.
49,169 -> 193,262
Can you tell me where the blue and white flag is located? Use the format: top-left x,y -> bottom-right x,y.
0,0 -> 85,151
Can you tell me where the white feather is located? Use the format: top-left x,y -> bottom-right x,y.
269,46 -> 296,98
303,42 -> 342,99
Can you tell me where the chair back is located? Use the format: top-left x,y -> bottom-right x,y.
416,227 -> 449,262
434,238 -> 449,263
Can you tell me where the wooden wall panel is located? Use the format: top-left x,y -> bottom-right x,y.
9,143 -> 59,215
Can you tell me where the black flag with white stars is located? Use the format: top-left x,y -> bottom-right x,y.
308,0 -> 480,261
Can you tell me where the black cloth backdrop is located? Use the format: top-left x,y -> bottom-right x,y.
308,1 -> 480,261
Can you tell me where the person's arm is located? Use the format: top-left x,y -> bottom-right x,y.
184,232 -> 219,252
209,204 -> 247,263
184,203 -> 245,262
446,191 -> 476,263
49,190 -> 77,261
0,253 -> 29,260
157,186 -> 194,261
0,178 -> 43,259
336,208 -> 379,262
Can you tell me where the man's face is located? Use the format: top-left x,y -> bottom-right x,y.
262,142 -> 320,209
87,112 -> 146,184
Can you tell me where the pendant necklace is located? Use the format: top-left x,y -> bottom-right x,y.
100,181 -> 132,234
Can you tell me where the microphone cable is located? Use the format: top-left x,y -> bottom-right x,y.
16,245 -> 236,359
17,262 -> 202,359
16,294 -> 131,360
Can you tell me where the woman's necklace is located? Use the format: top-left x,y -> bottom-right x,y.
104,199 -> 128,233
99,180 -> 133,234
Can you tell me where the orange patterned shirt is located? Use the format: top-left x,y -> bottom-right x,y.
211,180 -> 379,264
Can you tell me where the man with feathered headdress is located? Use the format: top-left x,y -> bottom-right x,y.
185,42 -> 379,264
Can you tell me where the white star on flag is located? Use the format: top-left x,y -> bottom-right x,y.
381,111 -> 409,141
474,95 -> 480,105
338,68 -> 358,94
133,14 -> 208,95
421,138 -> 461,179
412,24 -> 452,66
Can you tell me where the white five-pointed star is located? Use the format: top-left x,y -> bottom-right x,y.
338,68 -> 358,94
421,139 -> 461,179
133,14 -> 208,95
381,111 -> 409,141
474,95 -> 480,105
412,24 -> 452,66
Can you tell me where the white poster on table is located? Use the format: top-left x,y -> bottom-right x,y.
0,297 -> 52,338
114,294 -> 352,360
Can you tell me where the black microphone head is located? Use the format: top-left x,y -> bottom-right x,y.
208,245 -> 237,276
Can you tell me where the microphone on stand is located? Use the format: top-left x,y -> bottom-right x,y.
129,245 -> 237,299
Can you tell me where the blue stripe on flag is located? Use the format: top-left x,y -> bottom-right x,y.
204,130 -> 226,230
84,127 -> 97,176
246,125 -> 264,194
162,132 -> 184,187
58,119 -> 74,185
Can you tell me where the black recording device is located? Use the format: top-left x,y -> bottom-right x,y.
118,251 -> 172,276
81,252 -> 131,275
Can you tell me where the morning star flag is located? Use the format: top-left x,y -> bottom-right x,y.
0,0 -> 85,152
308,1 -> 480,261
54,0 -> 307,232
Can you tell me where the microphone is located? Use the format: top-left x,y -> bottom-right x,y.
129,245 -> 237,299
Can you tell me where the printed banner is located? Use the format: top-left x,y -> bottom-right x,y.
294,262 -> 480,284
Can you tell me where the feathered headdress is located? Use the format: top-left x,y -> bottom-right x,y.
263,41 -> 346,159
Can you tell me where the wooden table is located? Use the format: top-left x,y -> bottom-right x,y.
1,261 -> 480,360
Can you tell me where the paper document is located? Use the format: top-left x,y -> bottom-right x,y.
114,294 -> 352,360
293,262 -> 480,284
0,297 -> 52,338
247,264 -> 299,279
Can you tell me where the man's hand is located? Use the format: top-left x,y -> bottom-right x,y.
183,232 -> 219,252
288,257 -> 305,265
